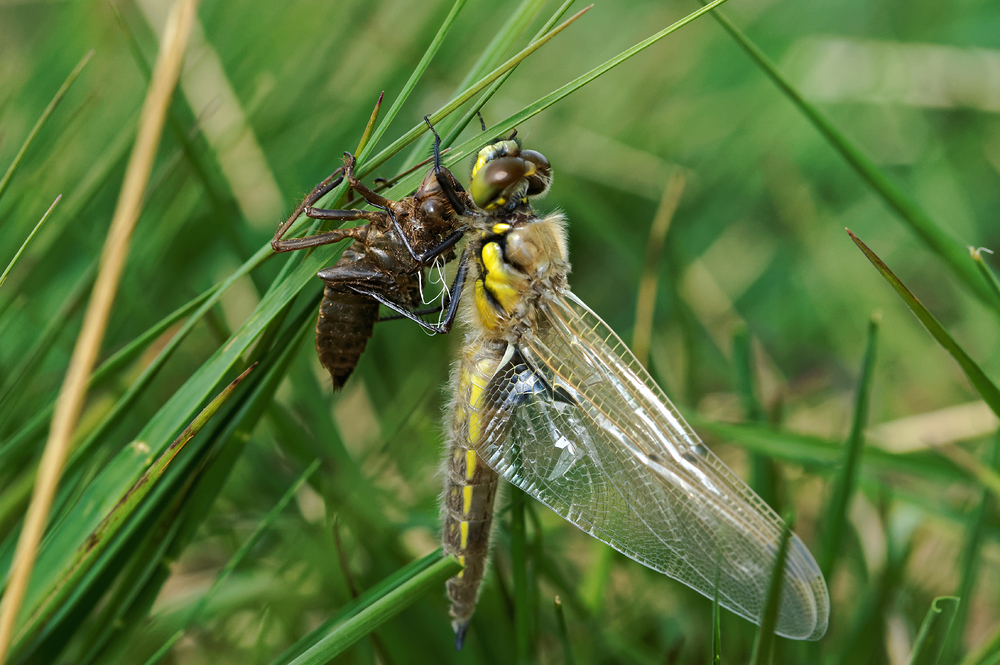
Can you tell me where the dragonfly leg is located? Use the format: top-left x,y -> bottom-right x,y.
424,116 -> 471,218
356,245 -> 470,333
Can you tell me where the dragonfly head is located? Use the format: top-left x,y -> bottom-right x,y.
471,140 -> 552,211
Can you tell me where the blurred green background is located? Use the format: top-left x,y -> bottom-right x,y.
1,0 -> 999,663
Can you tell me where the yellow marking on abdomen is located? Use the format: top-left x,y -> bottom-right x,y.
457,554 -> 466,578
465,449 -> 477,481
492,223 -> 511,234
463,485 -> 473,514
460,521 -> 469,549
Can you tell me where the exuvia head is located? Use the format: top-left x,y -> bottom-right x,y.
470,139 -> 552,211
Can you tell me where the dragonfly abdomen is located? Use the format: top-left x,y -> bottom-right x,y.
315,284 -> 379,391
442,344 -> 504,649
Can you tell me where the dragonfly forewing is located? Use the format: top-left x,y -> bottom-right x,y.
469,289 -> 830,641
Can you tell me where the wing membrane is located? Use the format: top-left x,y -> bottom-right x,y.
474,290 -> 829,640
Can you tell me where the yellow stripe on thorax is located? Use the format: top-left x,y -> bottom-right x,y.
480,243 -> 521,312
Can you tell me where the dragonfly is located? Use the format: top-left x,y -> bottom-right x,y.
440,138 -> 830,649
271,121 -> 473,390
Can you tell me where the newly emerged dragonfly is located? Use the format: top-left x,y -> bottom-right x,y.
441,139 -> 830,647
271,127 -> 472,390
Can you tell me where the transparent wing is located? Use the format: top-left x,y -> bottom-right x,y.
474,290 -> 829,640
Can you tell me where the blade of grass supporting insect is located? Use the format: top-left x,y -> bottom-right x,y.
0,2 -> 198,658
849,230 -> 1000,421
0,52 -> 92,206
441,0 -> 577,150
0,196 -> 60,291
942,435 -> 1000,664
359,5 -> 593,180
732,325 -> 778,510
437,0 -> 732,188
748,513 -> 794,665
970,248 -> 1000,309
510,487 -> 531,663
404,0 -> 554,157
381,0 -> 732,204
820,313 -> 879,579
910,597 -> 960,665
142,460 -> 320,665
554,597 -> 576,665
408,0 -> 547,160
281,554 -> 462,665
359,0 -> 468,164
710,10 -> 993,308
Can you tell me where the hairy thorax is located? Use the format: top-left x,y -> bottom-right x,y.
467,211 -> 569,345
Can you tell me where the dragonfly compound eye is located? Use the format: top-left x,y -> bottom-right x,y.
471,156 -> 536,211
519,150 -> 552,197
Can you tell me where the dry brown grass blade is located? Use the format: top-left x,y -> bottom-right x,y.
632,168 -> 685,366
0,0 -> 200,660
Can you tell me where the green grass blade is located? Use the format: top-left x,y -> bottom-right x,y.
749,514 -> 794,665
732,325 -> 777,509
962,623 -> 1000,665
279,554 -> 461,665
142,460 -> 320,665
0,264 -> 93,430
72,301 -> 319,665
361,0 -> 468,163
820,313 -> 879,579
554,596 -> 576,665
694,419 -> 967,486
710,10 -> 994,307
440,0 -> 731,172
387,0 -> 731,201
0,122 -> 135,313
409,0 -> 547,160
0,195 -> 59,291
0,52 -> 92,206
849,230 -> 1000,420
711,562 -> 722,665
0,281 -> 216,467
5,364 -> 256,654
943,436 -> 1000,664
910,597 -> 960,665
511,487 -> 531,663
359,5 -> 592,180
269,551 -> 447,665
441,0 -> 576,149
970,248 -> 1000,308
